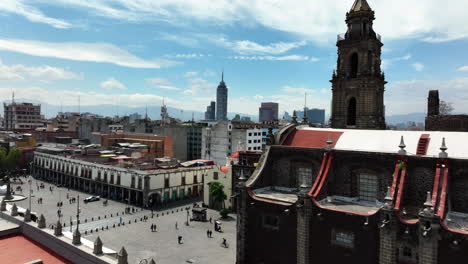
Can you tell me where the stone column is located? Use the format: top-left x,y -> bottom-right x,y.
236,173 -> 248,264
54,220 -> 62,236
418,192 -> 439,264
379,188 -> 398,264
93,236 -> 102,254
73,228 -> 81,245
37,214 -> 46,229
297,185 -> 312,264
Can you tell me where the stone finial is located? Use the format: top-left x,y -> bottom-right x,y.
24,208 -> 31,222
73,228 -> 81,245
149,259 -> 156,264
238,169 -> 247,182
37,214 -> 46,229
326,134 -> 333,150
0,199 -> 6,211
11,203 -> 18,216
383,186 -> 393,209
439,137 -> 448,158
117,246 -> 128,264
93,236 -> 103,254
420,191 -> 434,216
292,110 -> 298,123
398,136 -> 406,155
54,220 -> 62,236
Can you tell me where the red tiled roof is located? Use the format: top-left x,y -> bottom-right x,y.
282,129 -> 343,149
0,235 -> 71,264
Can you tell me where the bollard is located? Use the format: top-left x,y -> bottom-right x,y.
140,217 -> 142,221
106,226 -> 108,230
92,217 -> 94,221
111,214 -> 113,217
113,224 -> 115,228
157,214 -> 159,217
98,216 -> 100,220
85,219 -> 87,223
118,223 -> 120,227
172,210 -> 174,213
135,219 -> 137,223
105,215 -> 106,219
129,220 -> 131,224
122,222 -> 125,226
96,228 -> 98,232
117,212 -> 119,216
90,229 -> 93,233
85,231 -> 87,235
63,223 -> 66,227
101,226 -> 104,231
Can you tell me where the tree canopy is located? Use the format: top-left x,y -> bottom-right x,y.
208,181 -> 227,209
0,147 -> 22,171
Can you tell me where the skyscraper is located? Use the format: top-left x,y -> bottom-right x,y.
216,72 -> 228,121
330,0 -> 386,129
205,101 -> 216,120
259,102 -> 279,122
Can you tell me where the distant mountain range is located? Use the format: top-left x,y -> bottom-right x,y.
1,98 -> 258,122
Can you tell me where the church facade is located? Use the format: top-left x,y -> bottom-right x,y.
330,0 -> 386,129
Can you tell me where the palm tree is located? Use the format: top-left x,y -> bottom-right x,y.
208,182 -> 227,210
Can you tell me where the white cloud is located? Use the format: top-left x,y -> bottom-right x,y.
37,0 -> 468,43
457,66 -> 468,71
100,78 -> 127,91
0,0 -> 71,28
145,78 -> 180,90
412,62 -> 425,72
382,54 -> 412,70
183,78 -> 216,95
0,38 -> 179,69
387,78 -> 468,115
228,40 -> 306,55
0,86 -> 180,108
165,53 -> 207,59
281,86 -> 314,94
310,57 -> 320,62
0,60 -> 81,80
230,55 -> 310,61
184,72 -> 198,78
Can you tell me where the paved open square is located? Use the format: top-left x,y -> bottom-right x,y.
10,178 -> 236,264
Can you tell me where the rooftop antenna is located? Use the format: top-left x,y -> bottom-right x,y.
12,90 -> 15,104
145,104 -> 148,120
78,95 -> 80,114
192,112 -> 194,123
222,69 -> 224,82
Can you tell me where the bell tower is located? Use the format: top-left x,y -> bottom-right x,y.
330,0 -> 386,129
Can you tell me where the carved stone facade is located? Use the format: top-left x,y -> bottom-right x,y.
330,0 -> 386,129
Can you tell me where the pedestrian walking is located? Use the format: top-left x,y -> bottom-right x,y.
209,217 -> 212,223
207,230 -> 210,238
178,236 -> 183,244
154,224 -> 157,231
175,221 -> 178,230
150,224 -> 154,232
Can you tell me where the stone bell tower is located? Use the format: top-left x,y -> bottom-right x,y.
330,0 -> 386,129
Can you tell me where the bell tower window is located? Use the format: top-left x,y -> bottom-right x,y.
347,98 -> 357,126
350,53 -> 358,78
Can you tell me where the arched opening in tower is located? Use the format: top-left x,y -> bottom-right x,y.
347,97 -> 357,126
350,53 -> 358,78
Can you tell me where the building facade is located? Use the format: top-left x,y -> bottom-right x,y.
3,102 -> 43,130
425,90 -> 468,131
259,102 -> 279,122
330,0 -> 386,129
205,101 -> 216,120
33,151 -> 209,208
236,122 -> 468,264
216,73 -> 228,121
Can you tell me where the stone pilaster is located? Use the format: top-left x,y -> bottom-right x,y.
378,210 -> 398,264
236,177 -> 248,264
296,186 -> 312,264
418,193 -> 439,264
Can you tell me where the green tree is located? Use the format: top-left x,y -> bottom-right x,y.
208,181 -> 227,210
0,147 -> 22,170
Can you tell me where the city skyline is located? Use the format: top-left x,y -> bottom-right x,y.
0,0 -> 468,118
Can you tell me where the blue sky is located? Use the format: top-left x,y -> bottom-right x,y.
0,0 -> 468,118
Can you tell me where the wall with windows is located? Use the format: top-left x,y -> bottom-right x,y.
203,165 -> 232,209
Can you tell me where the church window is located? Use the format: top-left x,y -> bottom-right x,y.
331,229 -> 354,248
350,53 -> 358,78
262,215 -> 280,230
358,173 -> 378,202
296,167 -> 313,187
347,98 -> 357,126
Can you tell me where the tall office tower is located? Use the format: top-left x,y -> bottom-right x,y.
216,73 -> 228,121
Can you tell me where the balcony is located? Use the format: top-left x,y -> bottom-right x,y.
337,33 -> 382,42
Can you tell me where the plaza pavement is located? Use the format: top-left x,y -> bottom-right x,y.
9,178 -> 236,264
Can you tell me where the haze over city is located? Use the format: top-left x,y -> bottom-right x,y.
0,0 -> 468,118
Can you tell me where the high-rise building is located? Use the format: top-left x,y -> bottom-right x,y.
216,72 -> 228,121
297,108 -> 326,124
205,101 -> 216,120
259,102 -> 279,122
3,102 -> 43,130
330,0 -> 386,129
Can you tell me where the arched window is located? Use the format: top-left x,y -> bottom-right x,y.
358,172 -> 378,202
350,53 -> 358,78
347,98 -> 357,126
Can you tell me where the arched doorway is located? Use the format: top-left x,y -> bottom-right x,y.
347,97 -> 357,126
350,53 -> 358,78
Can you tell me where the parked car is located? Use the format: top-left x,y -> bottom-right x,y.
84,196 -> 100,203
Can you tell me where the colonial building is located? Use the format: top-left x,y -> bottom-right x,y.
236,122 -> 468,264
425,90 -> 468,132
330,0 -> 386,129
33,148 -> 210,208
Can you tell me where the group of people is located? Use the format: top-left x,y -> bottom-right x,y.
150,223 -> 158,232
37,197 -> 44,204
206,229 -> 213,238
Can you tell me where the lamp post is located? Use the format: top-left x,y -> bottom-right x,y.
76,195 -> 80,231
28,174 -> 32,212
